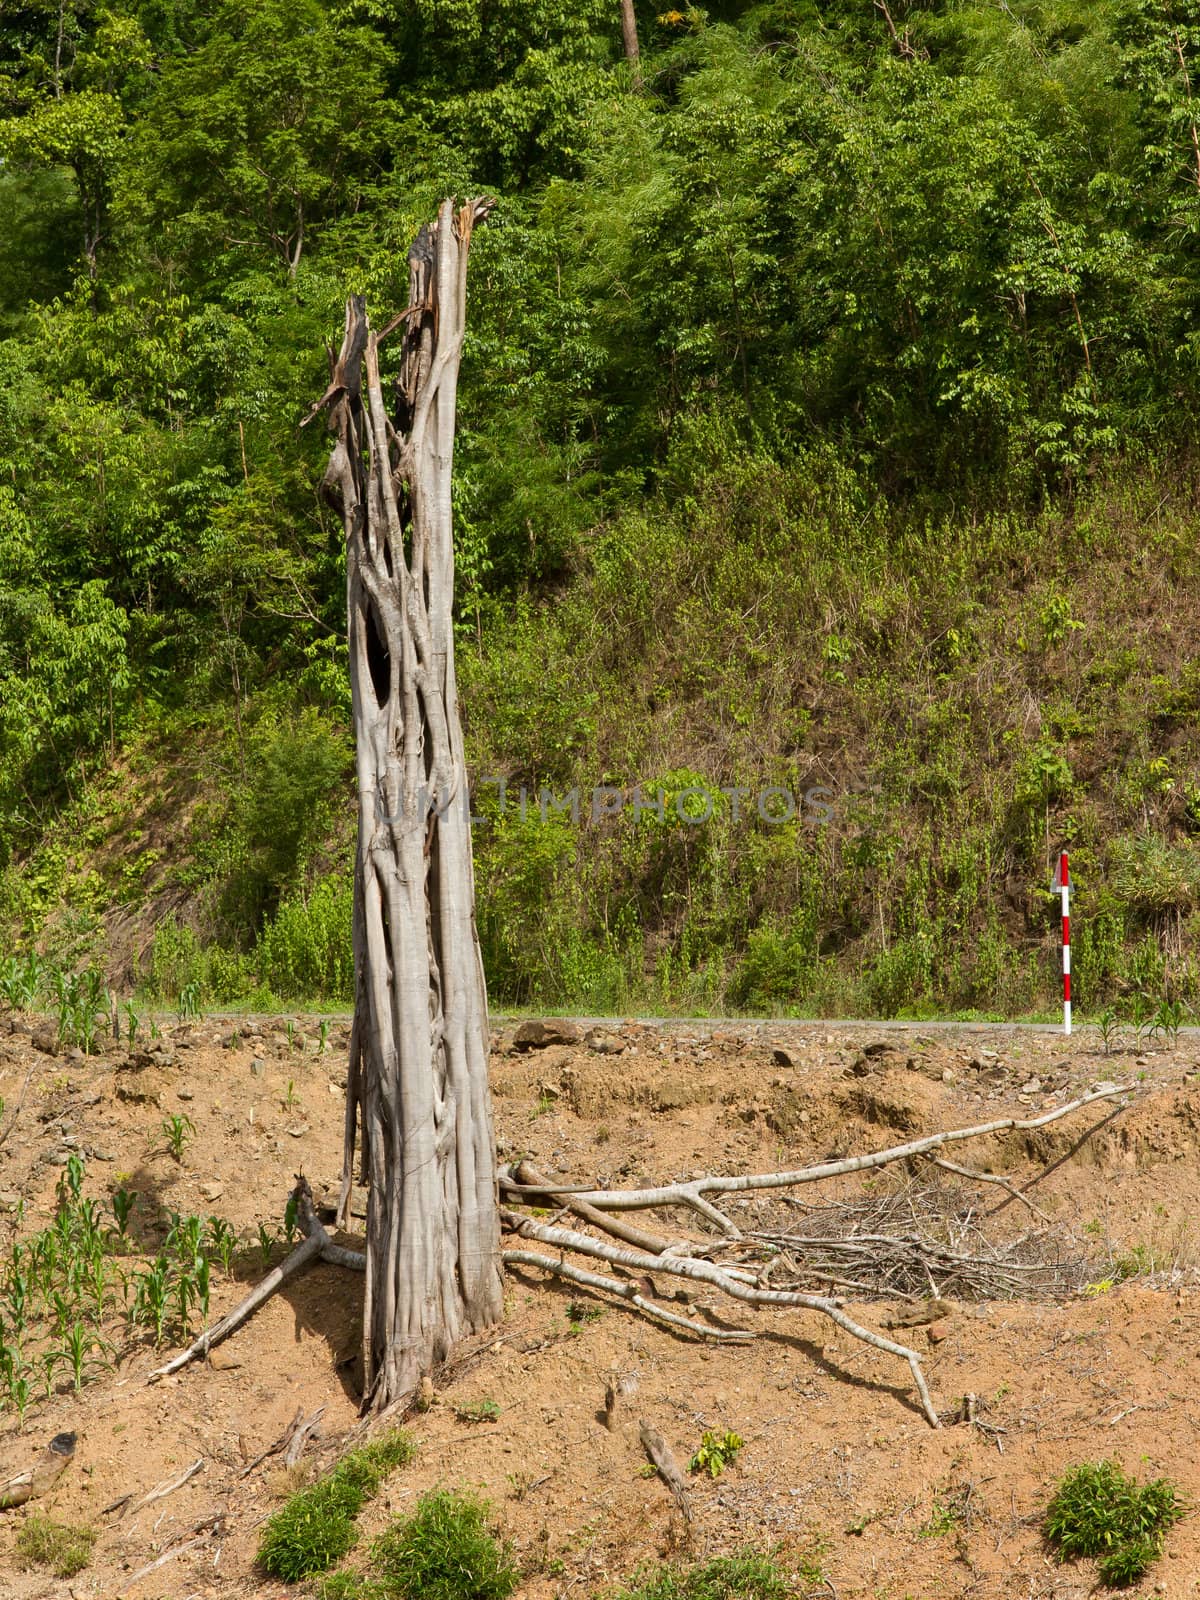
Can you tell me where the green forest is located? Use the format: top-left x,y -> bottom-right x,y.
2,0 -> 1199,1018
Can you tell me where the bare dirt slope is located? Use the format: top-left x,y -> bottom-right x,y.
1,1016 -> 1199,1598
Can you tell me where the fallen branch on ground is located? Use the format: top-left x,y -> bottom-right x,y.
148,1178 -> 363,1383
502,1249 -> 754,1341
498,1085 -> 1131,1231
132,1456 -> 204,1511
502,1209 -> 941,1426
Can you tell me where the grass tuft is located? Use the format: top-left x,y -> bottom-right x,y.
256,1430 -> 416,1581
16,1515 -> 97,1578
369,1489 -> 519,1600
609,1550 -> 810,1599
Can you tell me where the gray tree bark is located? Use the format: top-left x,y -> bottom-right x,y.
619,0 -> 643,89
308,198 -> 504,1413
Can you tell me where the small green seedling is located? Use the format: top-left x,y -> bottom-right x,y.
177,982 -> 202,1022
454,1398 -> 501,1424
689,1430 -> 744,1479
1096,1007 -> 1121,1056
161,1113 -> 195,1162
206,1216 -> 236,1274
111,1187 -> 137,1241
566,1300 -> 604,1328
1153,998 -> 1186,1046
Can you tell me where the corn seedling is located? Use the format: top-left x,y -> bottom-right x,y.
53,1322 -> 113,1395
110,1186 -> 137,1241
205,1217 -> 236,1275
1153,998 -> 1185,1046
131,1257 -> 172,1346
161,1113 -> 196,1163
55,1152 -> 85,1211
0,954 -> 43,1011
54,970 -> 107,1054
1130,992 -> 1154,1049
257,1223 -> 277,1266
123,1002 -> 141,1047
177,981 -> 202,1022
1096,1007 -> 1122,1056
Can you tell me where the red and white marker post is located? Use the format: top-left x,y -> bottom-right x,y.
1052,851 -> 1070,1035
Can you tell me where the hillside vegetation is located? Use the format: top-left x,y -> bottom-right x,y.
2,0 -> 1199,1016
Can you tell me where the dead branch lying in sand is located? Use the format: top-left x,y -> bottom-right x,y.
151,1085 -> 1132,1430
147,1177 -> 360,1382
497,1085 -> 1133,1427
500,1086 -> 1129,1234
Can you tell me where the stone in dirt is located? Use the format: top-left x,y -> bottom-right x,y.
513,1020 -> 582,1050
883,1299 -> 954,1329
124,1046 -> 176,1072
586,1029 -> 624,1055
771,1045 -> 802,1068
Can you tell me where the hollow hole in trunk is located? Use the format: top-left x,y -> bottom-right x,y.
366,602 -> 391,708
379,878 -> 395,986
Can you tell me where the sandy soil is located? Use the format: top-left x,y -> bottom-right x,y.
1,1015 -> 1199,1599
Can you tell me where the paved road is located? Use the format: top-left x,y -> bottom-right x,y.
179,1011 -> 1200,1039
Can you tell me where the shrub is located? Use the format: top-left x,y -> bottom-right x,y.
256,872 -> 354,1000
1044,1459 -> 1184,1588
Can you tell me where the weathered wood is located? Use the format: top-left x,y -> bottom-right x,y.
147,1178 -> 362,1383
503,1210 -> 940,1426
639,1421 -> 690,1522
505,1085 -> 1132,1218
0,1431 -> 75,1510
311,199 -> 504,1412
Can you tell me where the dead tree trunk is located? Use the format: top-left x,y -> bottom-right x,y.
308,198 -> 504,1413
